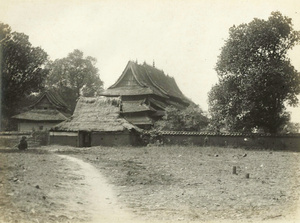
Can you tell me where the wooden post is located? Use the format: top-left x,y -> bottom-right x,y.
232,166 -> 237,174
245,173 -> 250,179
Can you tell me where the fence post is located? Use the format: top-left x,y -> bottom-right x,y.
232,166 -> 237,174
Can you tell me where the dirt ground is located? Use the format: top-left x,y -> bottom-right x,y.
0,145 -> 300,223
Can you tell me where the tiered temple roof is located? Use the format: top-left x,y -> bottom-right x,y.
102,61 -> 190,104
101,61 -> 191,129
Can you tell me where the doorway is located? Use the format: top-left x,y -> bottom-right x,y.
81,131 -> 91,147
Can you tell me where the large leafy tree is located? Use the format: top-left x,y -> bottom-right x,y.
46,49 -> 103,111
208,12 -> 300,133
154,105 -> 209,131
0,23 -> 49,130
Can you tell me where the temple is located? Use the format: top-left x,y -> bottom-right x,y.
101,61 -> 191,129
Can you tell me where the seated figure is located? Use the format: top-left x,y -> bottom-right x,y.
18,136 -> 28,150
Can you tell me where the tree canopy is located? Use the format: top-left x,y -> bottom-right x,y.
154,105 -> 209,131
46,49 -> 103,111
1,23 -> 49,130
208,12 -> 300,133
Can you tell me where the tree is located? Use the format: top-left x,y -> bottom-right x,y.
46,50 -> 103,111
154,105 -> 209,131
208,12 -> 300,133
1,23 -> 49,130
280,121 -> 300,134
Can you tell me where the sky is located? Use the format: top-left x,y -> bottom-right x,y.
1,0 -> 300,122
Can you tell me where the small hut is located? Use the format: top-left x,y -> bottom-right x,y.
50,97 -> 141,147
12,91 -> 71,132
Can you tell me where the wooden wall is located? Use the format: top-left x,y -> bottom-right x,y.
159,133 -> 300,151
18,121 -> 59,132
49,132 -> 78,147
50,131 -> 140,147
92,132 -> 125,146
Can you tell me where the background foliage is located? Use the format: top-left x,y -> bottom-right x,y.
1,23 -> 49,130
46,49 -> 103,111
1,23 -> 104,130
154,105 -> 209,131
208,12 -> 300,133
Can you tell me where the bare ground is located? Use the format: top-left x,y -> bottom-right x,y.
0,145 -> 300,223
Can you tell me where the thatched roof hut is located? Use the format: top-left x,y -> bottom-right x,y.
50,97 -> 141,147
52,96 -> 140,132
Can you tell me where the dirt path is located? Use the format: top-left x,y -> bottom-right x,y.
55,154 -> 300,223
58,155 -> 137,223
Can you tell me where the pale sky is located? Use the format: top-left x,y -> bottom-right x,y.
1,0 -> 300,122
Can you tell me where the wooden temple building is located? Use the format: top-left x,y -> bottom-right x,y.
101,61 -> 191,129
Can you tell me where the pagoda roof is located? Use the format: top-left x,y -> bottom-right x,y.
102,61 -> 189,103
30,90 -> 70,112
122,100 -> 155,113
12,109 -> 68,121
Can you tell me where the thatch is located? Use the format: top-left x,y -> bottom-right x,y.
52,97 -> 140,132
12,109 -> 68,121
